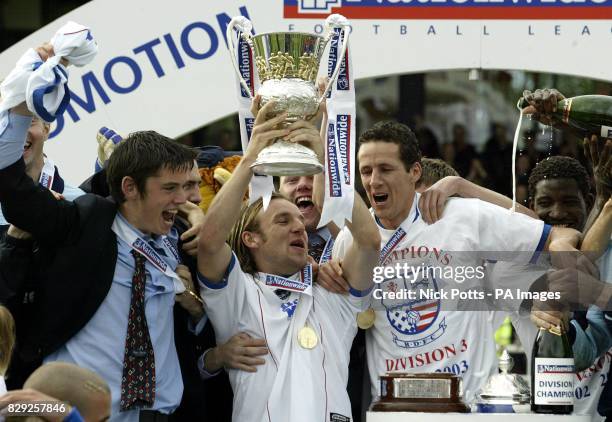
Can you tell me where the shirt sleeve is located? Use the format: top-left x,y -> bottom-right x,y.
331,227 -> 352,261
327,227 -> 372,309
571,306 -> 612,372
197,348 -> 222,380
475,199 -> 551,264
197,252 -> 247,343
0,111 -> 31,170
314,284 -> 372,323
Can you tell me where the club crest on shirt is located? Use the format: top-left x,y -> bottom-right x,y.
281,298 -> 299,319
379,265 -> 445,349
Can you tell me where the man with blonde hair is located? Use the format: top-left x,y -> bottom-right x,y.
197,102 -> 380,422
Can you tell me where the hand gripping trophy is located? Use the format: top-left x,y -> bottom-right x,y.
227,15 -> 350,176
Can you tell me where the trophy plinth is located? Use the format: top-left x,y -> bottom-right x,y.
228,17 -> 350,177
370,373 -> 470,413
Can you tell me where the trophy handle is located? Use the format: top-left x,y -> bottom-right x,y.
319,17 -> 350,102
227,16 -> 255,100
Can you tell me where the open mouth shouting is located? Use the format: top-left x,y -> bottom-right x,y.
162,210 -> 177,226
371,192 -> 389,206
295,196 -> 315,214
23,140 -> 33,159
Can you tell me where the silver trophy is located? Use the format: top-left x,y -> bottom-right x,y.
227,15 -> 350,176
473,349 -> 531,413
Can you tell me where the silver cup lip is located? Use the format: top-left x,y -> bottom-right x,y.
250,160 -> 323,177
252,31 -> 325,40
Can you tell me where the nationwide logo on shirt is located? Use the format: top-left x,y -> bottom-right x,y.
283,0 -> 611,19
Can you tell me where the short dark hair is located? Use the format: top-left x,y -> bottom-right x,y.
106,131 -> 197,203
416,158 -> 459,189
359,121 -> 422,171
528,156 -> 591,202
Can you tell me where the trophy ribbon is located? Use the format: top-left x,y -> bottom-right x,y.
319,22 -> 356,228
228,21 -> 275,207
228,15 -> 352,212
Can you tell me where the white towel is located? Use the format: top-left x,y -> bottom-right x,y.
0,21 -> 97,133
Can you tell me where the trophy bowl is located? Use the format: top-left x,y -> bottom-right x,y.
228,16 -> 350,176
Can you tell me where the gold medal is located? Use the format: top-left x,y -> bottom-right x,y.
297,326 -> 318,349
357,308 -> 376,330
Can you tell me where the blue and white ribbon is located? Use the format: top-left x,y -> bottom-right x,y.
0,21 -> 97,133
258,264 -> 314,296
111,213 -> 185,294
228,20 -> 275,208
39,157 -> 56,190
319,23 -> 356,229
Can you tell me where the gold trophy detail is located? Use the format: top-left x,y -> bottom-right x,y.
227,15 -> 350,176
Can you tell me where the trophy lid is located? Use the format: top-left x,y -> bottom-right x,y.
475,350 -> 530,404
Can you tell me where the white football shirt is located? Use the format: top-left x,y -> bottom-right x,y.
333,194 -> 550,403
199,253 -> 370,422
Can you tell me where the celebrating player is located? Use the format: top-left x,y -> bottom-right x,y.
196,102 -> 380,422
332,120 -> 582,402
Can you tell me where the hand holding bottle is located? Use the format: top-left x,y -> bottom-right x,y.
521,88 -> 566,126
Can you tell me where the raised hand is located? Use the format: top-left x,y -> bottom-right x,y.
244,99 -> 289,162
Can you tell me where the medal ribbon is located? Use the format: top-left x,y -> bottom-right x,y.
38,156 -> 55,189
379,227 -> 407,265
111,214 -> 185,294
319,237 -> 334,265
259,264 -> 313,296
377,202 -> 420,264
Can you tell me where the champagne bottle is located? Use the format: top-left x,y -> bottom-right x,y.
531,326 -> 575,414
520,95 -> 612,138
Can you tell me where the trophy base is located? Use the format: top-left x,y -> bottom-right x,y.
250,141 -> 324,177
370,400 -> 470,413
371,373 -> 470,414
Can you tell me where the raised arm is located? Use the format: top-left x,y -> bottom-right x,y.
197,103 -> 288,282
308,110 -> 380,292
419,175 -> 537,224
341,193 -> 381,292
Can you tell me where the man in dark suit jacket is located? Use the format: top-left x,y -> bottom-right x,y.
77,147 -> 247,422
0,90 -> 197,422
